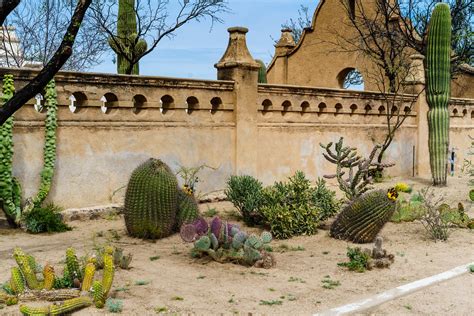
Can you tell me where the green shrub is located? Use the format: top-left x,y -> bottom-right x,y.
106,298 -> 123,313
338,247 -> 370,272
23,203 -> 71,234
391,198 -> 424,223
225,175 -> 264,225
312,178 -> 340,221
260,171 -> 322,239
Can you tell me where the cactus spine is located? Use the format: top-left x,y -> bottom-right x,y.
330,188 -> 398,243
426,3 -> 452,186
81,261 -> 96,292
10,267 -> 26,294
108,0 -> 147,74
65,248 -> 82,283
32,80 -> 58,209
101,253 -> 114,297
42,265 -> 55,291
92,280 -> 105,308
0,74 -> 21,226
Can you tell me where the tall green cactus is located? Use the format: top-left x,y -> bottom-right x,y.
124,158 -> 178,239
426,3 -> 452,186
0,74 -> 21,226
108,0 -> 147,74
32,80 -> 58,209
256,59 -> 267,83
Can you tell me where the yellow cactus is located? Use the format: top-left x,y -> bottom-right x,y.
102,253 -> 114,297
13,248 -> 41,290
92,280 -> 105,308
42,264 -> 55,290
81,261 -> 96,292
49,296 -> 93,315
65,247 -> 82,282
10,267 -> 25,294
19,305 -> 49,316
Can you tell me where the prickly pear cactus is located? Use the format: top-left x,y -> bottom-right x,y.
330,188 -> 398,243
124,158 -> 178,239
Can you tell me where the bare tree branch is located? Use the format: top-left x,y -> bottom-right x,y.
0,0 -> 19,26
91,0 -> 229,75
0,0 -> 92,124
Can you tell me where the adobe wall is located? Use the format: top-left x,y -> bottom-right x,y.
267,0 -> 473,99
1,27 -> 473,209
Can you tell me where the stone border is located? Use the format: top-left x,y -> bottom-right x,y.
60,192 -> 228,222
314,262 -> 474,315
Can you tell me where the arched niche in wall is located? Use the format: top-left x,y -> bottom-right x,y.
336,67 -> 364,91
132,94 -> 147,114
69,91 -> 88,113
282,100 -> 291,115
186,96 -> 199,114
261,99 -> 272,115
300,101 -> 310,114
160,95 -> 174,114
210,97 -> 222,115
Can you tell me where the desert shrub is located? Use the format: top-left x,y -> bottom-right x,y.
260,171 -> 322,239
312,178 -> 341,221
23,203 -> 71,234
225,175 -> 264,225
337,247 -> 371,272
418,188 -> 452,241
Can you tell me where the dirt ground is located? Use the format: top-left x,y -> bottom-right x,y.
0,176 -> 473,315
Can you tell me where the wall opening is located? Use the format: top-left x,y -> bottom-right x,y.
161,95 -> 174,114
186,96 -> 199,114
132,94 -> 147,114
70,91 -> 88,113
337,68 -> 364,90
318,102 -> 327,115
282,100 -> 291,115
262,99 -> 272,115
210,97 -> 222,115
300,101 -> 310,114
335,103 -> 343,115
101,93 -> 118,114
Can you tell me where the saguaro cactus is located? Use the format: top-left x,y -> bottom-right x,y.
426,3 -> 452,186
256,59 -> 267,83
108,0 -> 147,74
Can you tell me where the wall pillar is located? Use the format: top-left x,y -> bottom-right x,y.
404,54 -> 430,178
215,27 -> 260,176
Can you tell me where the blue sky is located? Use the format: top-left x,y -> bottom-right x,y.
92,1 -> 319,79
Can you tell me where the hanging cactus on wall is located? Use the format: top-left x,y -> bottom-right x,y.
31,80 -> 58,209
426,3 -> 452,186
256,59 -> 267,83
0,74 -> 21,226
108,0 -> 148,75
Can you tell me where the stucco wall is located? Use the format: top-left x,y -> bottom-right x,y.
1,24 -> 472,209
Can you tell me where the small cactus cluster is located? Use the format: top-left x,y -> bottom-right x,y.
1,247 -> 117,315
124,158 -> 200,239
181,216 -> 276,268
330,184 -> 411,243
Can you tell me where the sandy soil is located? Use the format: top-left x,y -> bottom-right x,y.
0,176 -> 473,315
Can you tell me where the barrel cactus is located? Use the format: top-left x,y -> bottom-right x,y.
176,188 -> 200,228
426,3 -> 452,186
330,184 -> 409,243
124,158 -> 178,239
